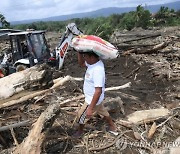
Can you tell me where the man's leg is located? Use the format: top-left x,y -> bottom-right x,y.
95,103 -> 117,131
104,116 -> 116,131
76,124 -> 85,134
73,103 -> 88,137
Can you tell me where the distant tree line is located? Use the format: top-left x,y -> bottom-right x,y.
1,6 -> 180,40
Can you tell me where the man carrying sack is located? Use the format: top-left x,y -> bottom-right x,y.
73,51 -> 118,138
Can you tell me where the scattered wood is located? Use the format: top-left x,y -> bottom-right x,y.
125,67 -> 140,78
123,41 -> 169,55
127,108 -> 170,124
106,71 -> 121,76
0,27 -> 179,154
117,43 -> 157,48
50,76 -> 83,89
13,94 -> 91,154
133,131 -> 141,140
13,102 -> 62,154
105,82 -> 131,91
118,32 -> 161,43
10,127 -> 19,146
0,90 -> 49,109
89,130 -> 131,151
116,119 -> 133,128
0,120 -> 31,132
156,114 -> 176,128
106,91 -> 140,102
0,81 -> 131,109
147,122 -> 157,139
0,76 -> 83,109
135,41 -> 169,54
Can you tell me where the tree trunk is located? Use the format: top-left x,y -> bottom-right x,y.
127,108 -> 170,124
13,102 -> 61,154
0,64 -> 53,100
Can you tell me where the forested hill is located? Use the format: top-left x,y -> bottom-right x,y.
11,1 -> 180,25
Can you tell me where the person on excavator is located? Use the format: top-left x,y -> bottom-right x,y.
73,51 -> 118,138
0,65 -> 5,78
21,42 -> 28,57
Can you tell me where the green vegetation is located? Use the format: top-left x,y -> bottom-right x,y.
3,6 -> 180,40
0,13 -> 10,28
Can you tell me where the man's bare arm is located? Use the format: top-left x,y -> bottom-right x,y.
77,52 -> 86,67
88,87 -> 102,110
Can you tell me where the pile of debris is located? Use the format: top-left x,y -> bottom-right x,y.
0,27 -> 179,154
110,26 -> 180,102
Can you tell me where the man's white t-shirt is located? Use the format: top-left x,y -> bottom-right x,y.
83,60 -> 105,105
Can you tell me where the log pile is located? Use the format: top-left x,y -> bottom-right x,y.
110,27 -> 180,82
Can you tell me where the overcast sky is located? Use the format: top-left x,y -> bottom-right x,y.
0,0 -> 179,21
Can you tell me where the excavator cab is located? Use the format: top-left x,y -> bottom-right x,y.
0,30 -> 51,76
0,23 -> 82,77
8,30 -> 51,71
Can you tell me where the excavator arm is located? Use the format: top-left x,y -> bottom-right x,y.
55,23 -> 82,69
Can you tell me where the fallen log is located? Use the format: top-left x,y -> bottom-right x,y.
123,41 -> 169,55
13,95 -> 87,154
0,76 -> 82,109
116,119 -> 133,128
135,41 -> 169,54
118,32 -> 161,43
0,90 -> 48,109
105,82 -> 131,91
0,64 -> 53,100
117,43 -> 157,48
13,102 -> 61,154
115,32 -> 161,38
127,108 -> 170,124
0,120 -> 31,132
0,81 -> 130,109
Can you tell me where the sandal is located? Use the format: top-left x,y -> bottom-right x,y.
108,130 -> 119,136
107,127 -> 119,136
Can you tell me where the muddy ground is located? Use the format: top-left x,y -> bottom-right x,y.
0,27 -> 179,154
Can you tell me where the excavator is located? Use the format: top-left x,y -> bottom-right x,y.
52,23 -> 82,69
0,23 -> 82,77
